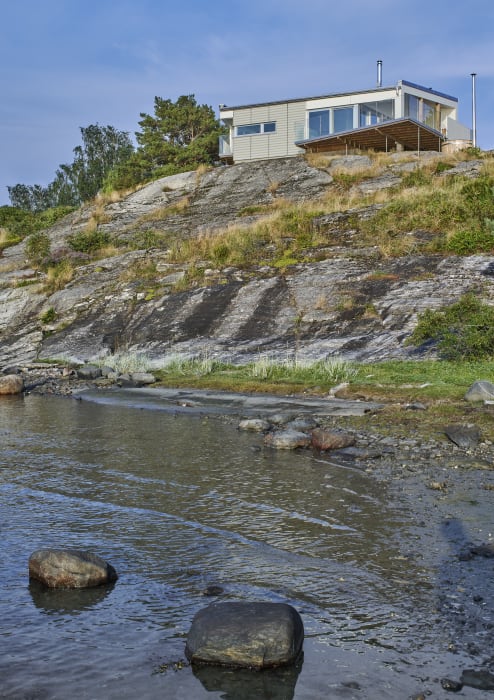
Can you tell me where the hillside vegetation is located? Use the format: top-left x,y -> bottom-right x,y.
1,149 -> 494,380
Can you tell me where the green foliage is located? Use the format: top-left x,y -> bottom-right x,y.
39,307 -> 57,324
67,228 -> 110,253
446,222 -> 494,254
25,231 -> 51,268
0,205 -> 74,246
408,293 -> 494,359
106,95 -> 223,191
8,125 -> 134,210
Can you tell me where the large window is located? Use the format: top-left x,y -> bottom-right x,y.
359,100 -> 394,127
235,122 -> 276,136
333,107 -> 354,133
404,94 -> 439,130
308,107 -> 354,139
309,110 -> 329,139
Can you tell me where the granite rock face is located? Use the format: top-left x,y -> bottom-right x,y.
29,549 -> 118,589
1,157 -> 493,368
185,602 -> 304,668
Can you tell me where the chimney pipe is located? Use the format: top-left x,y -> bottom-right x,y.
377,60 -> 383,88
471,72 -> 477,148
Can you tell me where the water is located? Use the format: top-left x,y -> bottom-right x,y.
0,391 -> 490,698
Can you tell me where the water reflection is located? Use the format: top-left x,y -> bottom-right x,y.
29,578 -> 116,614
192,656 -> 303,700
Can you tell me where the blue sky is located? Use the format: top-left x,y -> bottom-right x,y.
1,0 -> 493,206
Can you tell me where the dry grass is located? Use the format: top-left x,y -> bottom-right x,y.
137,196 -> 191,224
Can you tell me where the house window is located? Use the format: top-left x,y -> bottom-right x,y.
404,95 -> 439,130
359,100 -> 394,127
333,107 -> 354,133
309,110 -> 329,139
308,106 -> 355,138
235,122 -> 276,136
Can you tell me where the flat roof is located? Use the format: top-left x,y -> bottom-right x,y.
296,118 -> 446,153
219,80 -> 457,113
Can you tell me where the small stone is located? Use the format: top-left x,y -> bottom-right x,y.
238,418 -> 270,432
202,585 -> 224,597
129,372 -> 156,385
0,374 -> 24,395
185,601 -> 304,668
29,548 -> 118,589
76,365 -> 102,380
440,678 -> 463,692
263,430 -> 311,450
311,428 -> 355,451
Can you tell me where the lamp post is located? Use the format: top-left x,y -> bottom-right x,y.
471,73 -> 477,148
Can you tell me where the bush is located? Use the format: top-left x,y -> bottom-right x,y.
67,228 -> 110,254
25,231 -> 51,268
408,293 -> 494,359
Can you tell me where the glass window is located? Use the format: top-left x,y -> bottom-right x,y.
404,94 -> 419,121
333,107 -> 354,133
235,122 -> 276,136
309,110 -> 329,139
359,100 -> 394,127
236,123 -> 261,136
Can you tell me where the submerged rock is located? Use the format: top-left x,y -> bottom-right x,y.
0,374 -> 24,395
185,601 -> 304,668
263,430 -> 311,450
461,669 -> 494,691
29,548 -> 118,589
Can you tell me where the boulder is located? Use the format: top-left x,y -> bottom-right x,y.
238,418 -> 270,432
185,602 -> 304,668
76,365 -> 102,380
129,371 -> 156,385
0,374 -> 24,395
311,428 -> 355,451
286,417 -> 318,431
444,424 -> 481,449
263,430 -> 311,450
29,548 -> 118,589
464,380 -> 494,402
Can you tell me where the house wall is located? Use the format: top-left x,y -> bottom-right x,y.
232,102 -> 305,161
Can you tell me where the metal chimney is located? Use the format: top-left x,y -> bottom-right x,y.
377,60 -> 383,87
471,72 -> 477,148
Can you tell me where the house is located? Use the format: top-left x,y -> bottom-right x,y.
219,76 -> 472,163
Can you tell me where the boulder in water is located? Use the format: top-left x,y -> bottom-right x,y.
185,601 -> 304,668
29,548 -> 118,589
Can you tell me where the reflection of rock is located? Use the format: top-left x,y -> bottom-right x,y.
192,657 -> 303,700
29,578 -> 115,613
185,602 -> 304,669
29,549 -> 118,588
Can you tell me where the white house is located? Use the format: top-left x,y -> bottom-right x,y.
219,78 -> 472,162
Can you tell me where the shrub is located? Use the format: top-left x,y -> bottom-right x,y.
25,231 -> 51,268
408,293 -> 494,360
39,307 -> 57,324
67,228 -> 110,254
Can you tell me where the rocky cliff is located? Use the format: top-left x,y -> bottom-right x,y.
1,154 -> 493,367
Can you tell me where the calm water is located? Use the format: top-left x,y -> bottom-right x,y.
0,390 -> 488,699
